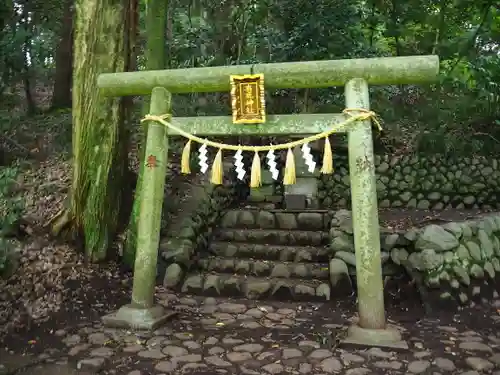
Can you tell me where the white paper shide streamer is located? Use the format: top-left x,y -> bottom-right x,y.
301,143 -> 316,173
266,149 -> 279,180
234,149 -> 246,180
198,143 -> 209,173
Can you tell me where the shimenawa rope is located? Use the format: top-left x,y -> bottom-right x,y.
140,108 -> 382,187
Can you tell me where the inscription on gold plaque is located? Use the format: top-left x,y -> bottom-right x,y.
230,74 -> 266,124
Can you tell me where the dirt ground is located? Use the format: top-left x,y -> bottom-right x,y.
378,207 -> 496,231
1,271 -> 500,375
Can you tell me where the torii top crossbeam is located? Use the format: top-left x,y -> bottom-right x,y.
97,55 -> 439,97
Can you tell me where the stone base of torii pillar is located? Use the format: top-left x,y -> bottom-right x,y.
102,305 -> 177,331
340,320 -> 408,350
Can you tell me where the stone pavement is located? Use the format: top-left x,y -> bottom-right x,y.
6,293 -> 500,375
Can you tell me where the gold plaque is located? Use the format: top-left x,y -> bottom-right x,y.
230,74 -> 266,124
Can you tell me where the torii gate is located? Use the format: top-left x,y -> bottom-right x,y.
98,55 -> 439,348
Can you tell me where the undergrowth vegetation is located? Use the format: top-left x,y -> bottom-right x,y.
0,164 -> 24,276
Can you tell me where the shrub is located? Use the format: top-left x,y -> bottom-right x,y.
0,165 -> 24,276
0,237 -> 15,276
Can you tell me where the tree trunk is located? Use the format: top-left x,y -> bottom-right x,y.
51,0 -> 132,262
368,0 -> 377,48
21,3 -> 36,115
123,0 -> 168,268
51,0 -> 74,110
166,0 -> 174,68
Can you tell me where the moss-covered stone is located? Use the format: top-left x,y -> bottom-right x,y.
470,264 -> 485,279
318,154 -> 500,210
328,210 -> 500,308
452,265 -> 470,286
415,225 -> 459,252
161,182 -> 239,289
466,241 -> 482,261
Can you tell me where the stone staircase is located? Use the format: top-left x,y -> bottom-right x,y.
180,199 -> 343,301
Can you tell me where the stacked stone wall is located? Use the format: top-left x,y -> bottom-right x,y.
161,183 -> 237,287
329,210 -> 500,306
318,154 -> 500,210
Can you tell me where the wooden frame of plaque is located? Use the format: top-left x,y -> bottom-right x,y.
230,74 -> 266,124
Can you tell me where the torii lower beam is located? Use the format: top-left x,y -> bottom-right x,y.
171,113 -> 348,136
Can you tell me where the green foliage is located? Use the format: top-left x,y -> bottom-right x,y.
0,166 -> 24,234
161,0 -> 499,156
0,165 -> 24,276
0,237 -> 15,276
0,0 -> 61,109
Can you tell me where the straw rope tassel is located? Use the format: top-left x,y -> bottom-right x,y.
181,140 -> 192,174
320,137 -> 333,174
250,151 -> 262,188
211,149 -> 223,185
283,148 -> 296,185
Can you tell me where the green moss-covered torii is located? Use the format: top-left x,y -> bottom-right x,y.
98,55 -> 438,96
99,55 -> 439,347
122,0 -> 169,269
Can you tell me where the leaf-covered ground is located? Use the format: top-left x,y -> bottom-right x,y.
0,111 -> 190,337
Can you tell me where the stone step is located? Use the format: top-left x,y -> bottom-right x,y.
239,202 -> 278,210
196,256 -> 330,280
247,194 -> 283,204
209,241 -> 330,262
213,229 -> 329,246
197,254 -> 402,279
180,273 -> 333,301
220,209 -> 332,231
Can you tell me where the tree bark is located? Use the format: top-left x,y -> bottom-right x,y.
51,0 -> 74,110
166,0 -> 174,67
123,0 -> 168,268
21,2 -> 36,115
51,0 -> 132,262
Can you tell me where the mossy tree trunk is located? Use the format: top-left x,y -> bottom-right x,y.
52,0 -> 135,262
123,0 -> 168,268
50,0 -> 74,110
